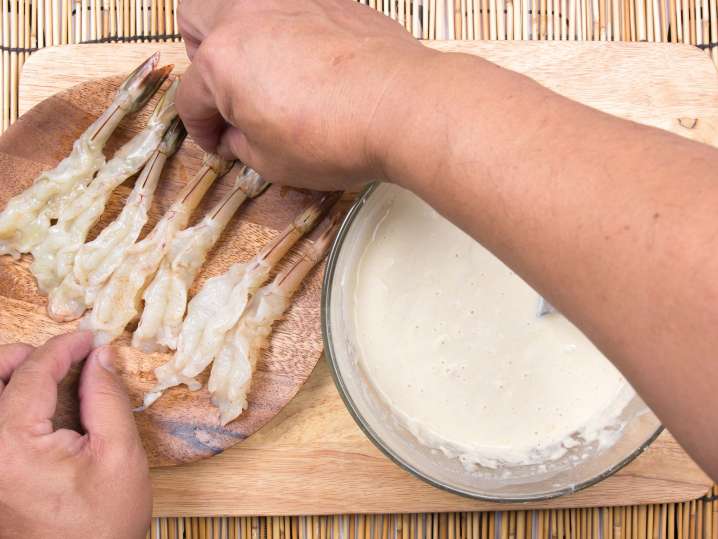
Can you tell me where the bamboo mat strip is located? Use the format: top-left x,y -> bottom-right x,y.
143,489 -> 718,539
3,0 -> 718,131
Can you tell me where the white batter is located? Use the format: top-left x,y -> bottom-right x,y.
353,186 -> 635,470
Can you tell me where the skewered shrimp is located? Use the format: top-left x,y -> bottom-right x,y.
132,164 -> 269,353
143,192 -> 340,408
47,118 -> 186,322
0,53 -> 170,258
30,79 -> 180,294
80,154 -> 231,347
209,213 -> 341,425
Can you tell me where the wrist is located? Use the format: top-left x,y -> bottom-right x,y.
363,45 -> 443,188
367,50 -> 493,196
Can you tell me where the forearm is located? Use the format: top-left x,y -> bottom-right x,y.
379,51 -> 718,479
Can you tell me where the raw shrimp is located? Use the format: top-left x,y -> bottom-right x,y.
133,164 -> 269,353
0,53 -> 170,258
80,154 -> 231,347
47,118 -> 186,322
30,79 -> 180,294
209,213 -> 341,425
143,192 -> 340,408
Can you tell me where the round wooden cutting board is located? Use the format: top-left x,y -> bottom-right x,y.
0,74 -> 330,467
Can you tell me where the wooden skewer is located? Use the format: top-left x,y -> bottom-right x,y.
541,0 -> 547,37
531,0 -> 539,37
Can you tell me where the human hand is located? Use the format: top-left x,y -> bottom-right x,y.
0,332 -> 151,539
176,0 -> 437,190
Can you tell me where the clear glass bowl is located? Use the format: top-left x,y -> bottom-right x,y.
322,182 -> 663,502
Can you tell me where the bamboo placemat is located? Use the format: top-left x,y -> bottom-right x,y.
146,487 -> 718,539
1,0 -> 718,131
1,0 -> 717,535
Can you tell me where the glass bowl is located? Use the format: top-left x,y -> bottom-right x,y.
321,182 -> 663,502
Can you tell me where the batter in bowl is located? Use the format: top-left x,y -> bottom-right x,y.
353,185 -> 635,471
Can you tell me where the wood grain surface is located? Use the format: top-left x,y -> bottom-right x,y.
0,75 -> 331,468
9,41 -> 715,515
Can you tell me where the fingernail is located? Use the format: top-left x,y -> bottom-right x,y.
92,347 -> 116,373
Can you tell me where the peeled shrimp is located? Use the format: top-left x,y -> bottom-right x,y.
143,192 -> 340,408
132,164 -> 269,353
47,118 -> 186,322
30,80 -> 180,295
0,53 -> 170,258
209,213 -> 341,425
80,154 -> 230,347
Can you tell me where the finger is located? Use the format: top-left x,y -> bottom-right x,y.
0,343 -> 33,396
78,347 -> 141,449
183,36 -> 201,61
216,125 -> 251,163
176,58 -> 226,154
0,343 -> 34,381
0,332 -> 93,428
38,429 -> 87,459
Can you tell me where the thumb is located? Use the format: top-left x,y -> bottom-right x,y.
78,347 -> 140,448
